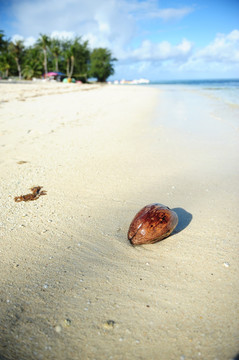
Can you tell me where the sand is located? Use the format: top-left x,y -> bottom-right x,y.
0,81 -> 238,360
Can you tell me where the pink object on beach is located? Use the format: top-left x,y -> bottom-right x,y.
46,72 -> 58,76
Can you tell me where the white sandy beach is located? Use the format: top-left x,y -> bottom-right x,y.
0,82 -> 238,360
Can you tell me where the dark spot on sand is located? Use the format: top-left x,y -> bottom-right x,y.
14,186 -> 47,202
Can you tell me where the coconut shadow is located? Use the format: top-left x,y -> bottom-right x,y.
172,207 -> 192,234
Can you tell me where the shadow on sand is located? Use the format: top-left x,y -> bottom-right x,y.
172,207 -> 193,234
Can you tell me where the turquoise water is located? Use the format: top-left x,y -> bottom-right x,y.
148,79 -> 239,137
151,79 -> 239,87
149,79 -> 239,107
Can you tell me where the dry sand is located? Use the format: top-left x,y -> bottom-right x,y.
0,81 -> 238,360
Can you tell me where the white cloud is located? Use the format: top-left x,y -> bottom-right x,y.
193,30 -> 239,63
24,36 -> 37,47
227,29 -> 239,41
129,38 -> 193,62
50,31 -> 75,41
9,1 -> 239,79
11,34 -> 36,47
10,0 -> 194,54
11,0 -> 136,51
171,30 -> 239,79
121,1 -> 194,21
115,30 -> 239,80
11,34 -> 24,43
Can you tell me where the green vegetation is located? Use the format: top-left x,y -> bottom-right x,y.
0,30 -> 117,82
37,34 -> 51,75
89,48 -> 117,82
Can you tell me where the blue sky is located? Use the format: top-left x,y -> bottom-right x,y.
1,0 -> 239,80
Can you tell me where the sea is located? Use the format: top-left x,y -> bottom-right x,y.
149,79 -> 239,107
144,78 -> 239,136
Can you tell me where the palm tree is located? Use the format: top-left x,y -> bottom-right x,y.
64,49 -> 75,79
63,46 -> 72,78
69,45 -> 75,78
22,60 -> 42,80
22,65 -> 34,80
0,54 -> 11,78
0,30 -> 8,52
64,37 -> 81,78
51,39 -> 61,72
71,40 -> 90,82
8,39 -> 25,79
0,31 -> 11,78
37,34 -> 50,75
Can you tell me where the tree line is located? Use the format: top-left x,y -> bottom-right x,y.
0,31 -> 117,82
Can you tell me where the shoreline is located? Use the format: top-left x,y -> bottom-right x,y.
0,83 -> 238,360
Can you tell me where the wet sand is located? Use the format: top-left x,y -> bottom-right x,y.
0,82 -> 238,360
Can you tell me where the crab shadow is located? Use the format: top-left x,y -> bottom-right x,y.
172,207 -> 192,235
